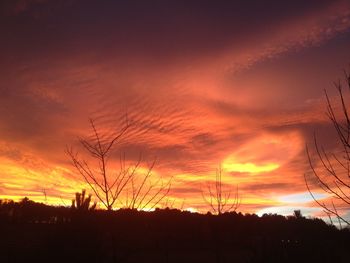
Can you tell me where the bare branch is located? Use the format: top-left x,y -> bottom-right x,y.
306,71 -> 350,225
202,165 -> 240,215
66,116 -> 170,211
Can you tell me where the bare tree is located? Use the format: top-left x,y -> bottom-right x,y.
122,159 -> 172,211
66,118 -> 171,211
202,166 -> 240,215
305,70 -> 350,226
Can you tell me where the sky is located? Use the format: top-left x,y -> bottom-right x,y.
1,0 -> 350,218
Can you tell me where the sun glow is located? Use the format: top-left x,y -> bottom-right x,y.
222,162 -> 280,173
185,207 -> 198,213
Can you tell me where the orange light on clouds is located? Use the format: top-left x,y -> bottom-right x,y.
222,161 -> 279,174
221,131 -> 302,175
1,0 -> 350,219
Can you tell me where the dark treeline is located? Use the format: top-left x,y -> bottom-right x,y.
0,198 -> 349,263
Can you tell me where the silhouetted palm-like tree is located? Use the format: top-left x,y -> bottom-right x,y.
71,189 -> 96,211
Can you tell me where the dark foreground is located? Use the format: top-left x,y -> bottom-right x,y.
0,199 -> 349,263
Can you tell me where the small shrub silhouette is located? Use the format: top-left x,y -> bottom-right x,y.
71,189 -> 96,211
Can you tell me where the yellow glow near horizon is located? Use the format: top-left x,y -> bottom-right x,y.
222,162 -> 280,173
184,207 -> 199,213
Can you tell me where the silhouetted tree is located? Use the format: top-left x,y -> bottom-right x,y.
121,159 -> 172,211
305,70 -> 350,226
202,166 -> 240,215
293,210 -> 303,219
66,118 -> 171,211
71,189 -> 96,211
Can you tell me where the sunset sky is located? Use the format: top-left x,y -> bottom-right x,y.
1,0 -> 350,218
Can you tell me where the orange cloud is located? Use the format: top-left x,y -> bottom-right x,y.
1,1 -> 350,220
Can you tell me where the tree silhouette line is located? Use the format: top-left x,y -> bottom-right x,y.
0,197 -> 349,263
